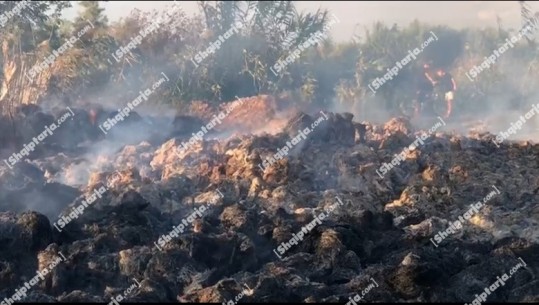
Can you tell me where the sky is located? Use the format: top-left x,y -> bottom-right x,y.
63,1 -> 533,42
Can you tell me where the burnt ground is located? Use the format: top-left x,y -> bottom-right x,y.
0,99 -> 538,303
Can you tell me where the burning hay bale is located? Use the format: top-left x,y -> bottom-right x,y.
217,95 -> 278,132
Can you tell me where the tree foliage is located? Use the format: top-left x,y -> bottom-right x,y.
0,1 -> 537,118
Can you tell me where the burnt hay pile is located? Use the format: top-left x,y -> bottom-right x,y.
0,100 -> 538,303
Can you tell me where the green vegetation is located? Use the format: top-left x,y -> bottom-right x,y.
0,0 -> 537,118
